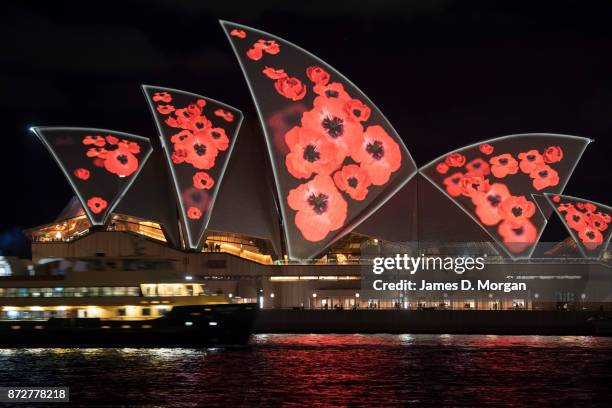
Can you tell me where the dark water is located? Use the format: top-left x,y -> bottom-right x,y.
1,334 -> 612,407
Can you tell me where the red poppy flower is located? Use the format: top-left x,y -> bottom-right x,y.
156,104 -> 175,114
543,145 -> 563,164
518,149 -> 545,174
443,172 -> 464,197
197,99 -> 206,108
498,219 -> 537,253
214,109 -> 234,122
104,145 -> 139,177
83,135 -> 106,147
180,132 -> 219,170
465,158 -> 490,176
313,82 -> 351,107
118,140 -> 141,154
583,202 -> 597,214
87,197 -> 108,215
166,108 -> 211,131
284,126 -> 342,179
86,147 -> 108,159
344,99 -> 371,122
565,208 -> 589,231
152,92 -> 172,103
579,224 -> 604,250
73,168 -> 90,181
552,195 -> 561,203
230,29 -> 246,39
171,130 -> 193,145
474,183 -> 511,226
93,158 -> 105,168
351,125 -> 402,185
105,135 -> 119,145
171,147 -> 188,164
204,127 -> 229,151
596,211 -> 611,224
498,195 -> 536,227
287,174 -> 348,242
557,203 -> 574,213
479,143 -> 494,155
193,172 -> 215,190
529,164 -> 559,190
253,39 -> 280,54
333,164 -> 372,201
302,102 -> 363,161
246,47 -> 263,61
306,66 -> 330,85
489,153 -> 518,178
187,206 -> 203,220
589,213 -> 608,232
263,66 -> 288,79
445,153 -> 466,168
436,162 -> 449,174
460,174 -> 491,204
274,77 -> 307,101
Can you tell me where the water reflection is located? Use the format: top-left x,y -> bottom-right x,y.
0,335 -> 610,406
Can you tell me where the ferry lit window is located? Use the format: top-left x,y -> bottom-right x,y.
127,287 -> 140,296
88,287 -> 100,296
18,288 -> 28,297
117,308 -> 126,317
101,287 -> 112,296
113,287 -> 127,296
0,289 -> 4,296
141,308 -> 151,316
0,264 -> 10,276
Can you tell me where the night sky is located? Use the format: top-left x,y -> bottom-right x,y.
2,0 -> 611,257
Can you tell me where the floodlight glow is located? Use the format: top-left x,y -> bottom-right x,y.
32,127 -> 154,226
142,85 -> 243,251
419,134 -> 590,259
220,21 -> 418,260
542,193 -> 612,259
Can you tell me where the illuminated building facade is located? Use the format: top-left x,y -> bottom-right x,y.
21,22 -> 612,311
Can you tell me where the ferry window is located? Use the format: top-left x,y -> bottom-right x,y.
7,288 -> 18,297
88,287 -> 100,296
0,288 -> 4,296
101,287 -> 112,296
113,287 -> 127,296
53,287 -> 64,297
127,287 -> 140,296
77,287 -> 88,297
117,308 -> 126,317
18,288 -> 28,297
42,288 -> 53,297
141,308 -> 151,316
30,289 -> 42,297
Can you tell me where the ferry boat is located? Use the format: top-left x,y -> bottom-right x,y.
0,256 -> 257,347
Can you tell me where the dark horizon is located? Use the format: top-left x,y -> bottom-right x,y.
2,0 -> 611,257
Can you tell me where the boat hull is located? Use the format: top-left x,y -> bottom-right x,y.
0,303 -> 258,347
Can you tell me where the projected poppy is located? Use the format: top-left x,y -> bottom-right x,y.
221,21 -> 417,259
543,194 -> 612,258
32,127 -> 153,225
419,134 -> 591,259
143,85 -> 243,250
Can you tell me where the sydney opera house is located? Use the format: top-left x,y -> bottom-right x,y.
21,22 -> 612,312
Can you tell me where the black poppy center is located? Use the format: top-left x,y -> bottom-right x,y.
94,202 -> 101,208
303,145 -> 320,163
322,116 -> 344,138
325,90 -> 339,98
117,155 -> 128,165
194,143 -> 207,156
472,161 -> 481,168
512,226 -> 525,236
352,109 -> 362,117
487,194 -> 502,207
366,140 -> 385,160
573,214 -> 581,222
586,231 -> 596,239
499,158 -> 508,165
196,122 -> 205,129
211,131 -> 221,139
538,170 -> 548,177
512,207 -> 523,217
452,177 -> 460,185
527,154 -> 535,161
595,221 -> 601,227
308,193 -> 329,215
347,177 -> 358,188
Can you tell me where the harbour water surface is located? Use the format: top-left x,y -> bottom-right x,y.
1,334 -> 612,406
